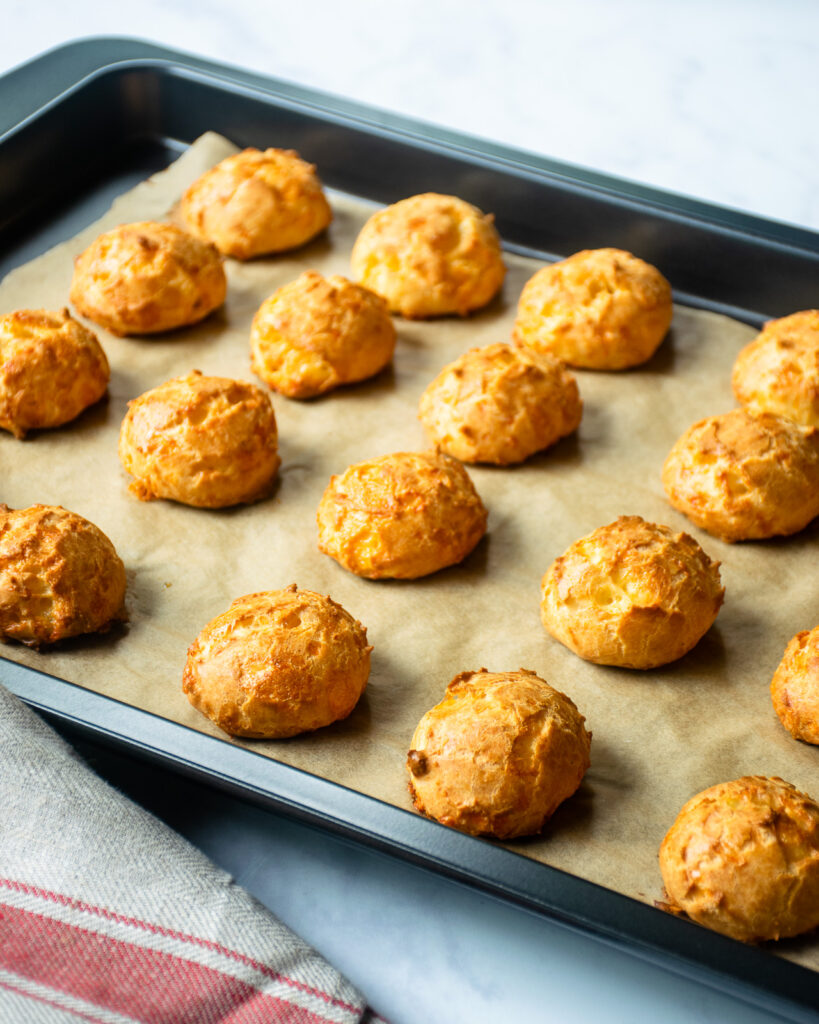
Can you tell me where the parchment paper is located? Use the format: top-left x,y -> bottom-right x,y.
2,133 -> 818,967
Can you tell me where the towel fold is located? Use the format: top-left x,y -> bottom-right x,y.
0,682 -> 382,1024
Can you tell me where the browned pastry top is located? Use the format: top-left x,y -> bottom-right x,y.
317,449 -> 487,579
418,342 -> 582,464
0,504 -> 126,645
732,309 -> 819,427
771,625 -> 819,745
0,307 -> 109,438
540,515 -> 724,669
513,247 -> 672,369
662,408 -> 819,541
70,221 -> 226,336
118,370 -> 280,508
407,668 -> 591,839
179,147 -> 332,259
183,585 -> 371,738
351,192 -> 505,318
250,270 -> 396,398
660,775 -> 819,942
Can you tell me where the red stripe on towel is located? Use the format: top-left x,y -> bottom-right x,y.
0,878 -> 358,1015
0,901 -> 335,1024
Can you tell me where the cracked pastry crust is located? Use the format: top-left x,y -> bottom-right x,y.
659,776 -> 819,942
661,409 -> 819,541
418,342 -> 582,464
540,516 -> 724,669
250,271 -> 396,398
179,147 -> 332,259
732,310 -> 819,427
118,370 -> 280,508
0,504 -> 126,646
350,192 -> 506,318
182,585 -> 371,738
0,308 -> 109,438
316,449 -> 487,579
512,247 -> 672,370
771,625 -> 819,744
70,221 -> 226,336
406,668 -> 591,839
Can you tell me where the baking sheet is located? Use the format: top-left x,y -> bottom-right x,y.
1,132 -> 818,968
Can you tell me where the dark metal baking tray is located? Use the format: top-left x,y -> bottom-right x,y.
1,37 -> 818,1023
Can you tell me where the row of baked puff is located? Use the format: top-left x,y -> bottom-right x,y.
2,145 -> 819,945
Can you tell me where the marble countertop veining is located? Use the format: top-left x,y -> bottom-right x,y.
2,4 -> 817,1022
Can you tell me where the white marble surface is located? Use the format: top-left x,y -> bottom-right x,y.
3,4 -> 819,1022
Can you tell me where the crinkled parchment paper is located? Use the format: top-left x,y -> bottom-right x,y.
1,133 -> 818,967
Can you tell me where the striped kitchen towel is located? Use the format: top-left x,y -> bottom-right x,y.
0,683 -> 384,1023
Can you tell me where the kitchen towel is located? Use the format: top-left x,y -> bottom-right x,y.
0,682 -> 383,1023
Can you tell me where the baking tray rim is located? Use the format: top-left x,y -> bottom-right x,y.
1,37 -> 818,1023
3,36 -> 819,259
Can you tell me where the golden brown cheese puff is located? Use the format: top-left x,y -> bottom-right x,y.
119,371 -> 280,508
350,193 -> 505,318
732,310 -> 819,427
179,148 -> 332,259
317,450 -> 487,579
418,342 -> 581,465
0,308 -> 109,438
513,248 -> 672,370
70,222 -> 226,336
771,626 -> 819,744
406,668 -> 590,839
183,586 -> 371,738
662,409 -> 819,542
660,776 -> 819,942
540,516 -> 723,669
250,271 -> 396,398
0,504 -> 126,646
